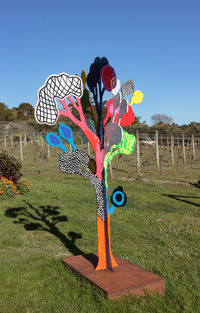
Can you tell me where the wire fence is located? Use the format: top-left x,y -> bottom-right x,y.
0,130 -> 200,182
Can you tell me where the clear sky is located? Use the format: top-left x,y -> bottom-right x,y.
0,0 -> 199,125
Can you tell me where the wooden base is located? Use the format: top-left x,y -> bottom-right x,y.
61,253 -> 165,299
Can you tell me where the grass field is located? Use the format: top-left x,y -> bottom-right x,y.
0,147 -> 200,313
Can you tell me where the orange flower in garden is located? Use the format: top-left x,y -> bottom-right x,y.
0,176 -> 31,200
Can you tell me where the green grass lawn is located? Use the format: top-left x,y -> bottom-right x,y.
0,171 -> 200,313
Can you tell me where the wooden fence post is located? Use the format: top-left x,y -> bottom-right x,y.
4,132 -> 7,150
40,135 -> 44,150
47,144 -> 50,160
171,133 -> 174,167
182,134 -> 186,164
145,134 -> 148,150
87,142 -> 90,156
20,132 -> 23,162
192,134 -> 195,160
81,139 -> 84,150
11,132 -> 13,147
24,133 -> 27,149
160,134 -> 163,147
136,130 -> 140,175
177,136 -> 179,147
155,130 -> 160,170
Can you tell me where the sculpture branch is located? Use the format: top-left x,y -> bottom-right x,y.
67,96 -> 79,111
58,97 -> 99,153
58,99 -> 82,128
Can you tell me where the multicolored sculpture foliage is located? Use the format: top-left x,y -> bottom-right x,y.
35,57 -> 143,271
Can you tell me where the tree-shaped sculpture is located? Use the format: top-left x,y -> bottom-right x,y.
35,57 -> 143,271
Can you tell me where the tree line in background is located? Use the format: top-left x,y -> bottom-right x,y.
1,101 -> 200,135
0,102 -> 34,121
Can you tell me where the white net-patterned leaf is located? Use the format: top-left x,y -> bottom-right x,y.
35,73 -> 83,125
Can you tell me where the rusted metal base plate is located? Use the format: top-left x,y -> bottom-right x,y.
61,253 -> 165,299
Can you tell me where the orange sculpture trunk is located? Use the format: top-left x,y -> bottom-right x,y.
95,214 -> 118,271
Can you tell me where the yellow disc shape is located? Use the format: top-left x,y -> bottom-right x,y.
129,90 -> 143,105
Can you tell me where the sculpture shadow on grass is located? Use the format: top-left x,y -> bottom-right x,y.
5,202 -> 84,256
162,194 -> 200,208
189,182 -> 200,189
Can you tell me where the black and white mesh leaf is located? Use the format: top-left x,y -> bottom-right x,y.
59,150 -> 106,221
35,73 -> 83,125
121,80 -> 134,98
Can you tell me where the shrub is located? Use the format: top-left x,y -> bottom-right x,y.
0,152 -> 22,184
17,179 -> 31,194
0,177 -> 31,200
0,176 -> 20,200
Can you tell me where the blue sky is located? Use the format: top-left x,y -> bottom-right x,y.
0,0 -> 199,125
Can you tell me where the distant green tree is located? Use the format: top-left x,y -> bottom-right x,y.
150,122 -> 182,135
0,102 -> 8,120
17,103 -> 34,120
180,122 -> 200,135
123,115 -> 149,134
0,102 -> 16,121
0,103 -> 7,110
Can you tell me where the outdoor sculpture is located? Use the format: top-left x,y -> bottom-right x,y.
35,57 -> 143,271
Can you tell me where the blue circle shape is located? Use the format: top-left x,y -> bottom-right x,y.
112,191 -> 125,206
111,186 -> 127,207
